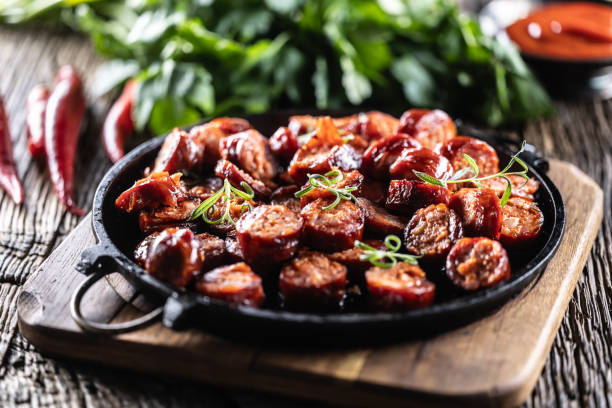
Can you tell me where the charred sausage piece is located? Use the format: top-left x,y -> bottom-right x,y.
435,136 -> 499,176
207,117 -> 251,135
138,198 -> 199,234
356,197 -> 406,237
389,147 -> 454,182
188,117 -> 252,166
298,170 -> 363,207
361,133 -> 421,180
116,172 -> 187,213
203,195 -> 259,236
365,263 -> 435,311
270,185 -> 301,213
144,228 -> 203,288
500,197 -> 543,247
404,204 -> 463,261
449,188 -> 502,240
300,198 -> 364,252
446,237 -> 510,290
152,128 -> 202,174
479,175 -> 539,201
329,240 -> 386,281
195,232 -> 227,271
134,232 -> 161,266
279,251 -> 347,309
397,109 -> 457,149
219,129 -> 278,181
329,144 -> 362,171
236,204 -> 303,266
385,180 -> 451,217
287,117 -> 344,183
188,177 -> 224,200
361,179 -> 387,205
195,262 -> 264,307
269,126 -> 299,163
215,159 -> 272,199
356,111 -> 400,141
225,236 -> 245,262
288,115 -> 317,136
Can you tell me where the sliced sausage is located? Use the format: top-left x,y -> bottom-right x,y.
479,175 -> 539,201
361,133 -> 421,180
207,117 -> 251,135
298,170 -> 363,207
236,204 -> 303,266
152,128 -> 202,174
188,117 -> 251,166
500,197 -> 543,247
446,237 -> 510,290
215,159 -> 272,199
270,185 -> 301,213
329,144 -> 362,171
449,188 -> 502,240
195,232 -> 227,271
329,240 -> 386,282
288,115 -> 317,136
397,109 -> 456,149
144,227 -> 203,288
269,126 -> 299,163
225,236 -> 245,262
188,177 -> 224,200
357,197 -> 406,237
202,193 -> 259,236
195,262 -> 264,307
219,129 -> 278,181
300,198 -> 364,252
361,178 -> 387,205
366,263 -> 435,311
138,198 -> 199,234
404,204 -> 463,261
435,136 -> 499,176
389,147 -> 453,182
134,232 -> 161,266
279,251 -> 347,309
116,172 -> 187,213
385,180 -> 451,217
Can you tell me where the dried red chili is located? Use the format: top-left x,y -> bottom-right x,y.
26,84 -> 50,159
102,79 -> 136,163
0,96 -> 24,204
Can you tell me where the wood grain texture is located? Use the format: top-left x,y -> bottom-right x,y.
16,160 -> 603,408
0,12 -> 610,408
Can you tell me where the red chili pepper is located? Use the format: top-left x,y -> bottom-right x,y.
102,79 -> 136,163
0,96 -> 24,204
45,66 -> 86,215
26,84 -> 50,159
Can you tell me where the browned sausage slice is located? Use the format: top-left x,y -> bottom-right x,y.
134,232 -> 160,266
279,251 -> 347,309
366,263 -> 435,311
195,232 -> 227,271
446,237 -> 510,290
435,136 -> 499,176
329,240 -> 386,282
329,144 -> 362,171
500,197 -> 543,247
361,133 -> 421,180
479,175 -> 539,201
404,204 -> 463,261
385,180 -> 451,217
270,185 -> 301,213
389,147 -> 453,182
116,172 -> 187,213
189,117 -> 251,166
215,159 -> 272,199
152,128 -> 202,174
236,204 -> 303,266
448,188 -> 502,240
269,126 -> 299,163
298,170 -> 363,207
219,129 -> 278,181
195,262 -> 264,307
356,197 -> 406,237
138,198 -> 200,234
360,179 -> 387,205
300,198 -> 364,252
397,109 -> 457,149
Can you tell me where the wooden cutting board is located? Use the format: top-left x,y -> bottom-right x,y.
17,159 -> 603,408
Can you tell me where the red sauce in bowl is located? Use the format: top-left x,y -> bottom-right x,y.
506,2 -> 612,60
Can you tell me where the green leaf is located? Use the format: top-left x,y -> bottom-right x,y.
93,59 -> 140,97
462,153 -> 480,178
499,176 -> 512,207
312,57 -> 329,109
413,171 -> 444,186
340,56 -> 372,105
391,54 -> 435,106
149,97 -> 200,135
265,0 -> 304,14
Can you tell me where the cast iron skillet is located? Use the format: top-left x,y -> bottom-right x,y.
73,111 -> 565,345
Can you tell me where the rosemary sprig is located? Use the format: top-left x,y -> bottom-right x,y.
413,141 -> 530,207
189,179 -> 254,226
355,235 -> 422,269
294,169 -> 358,210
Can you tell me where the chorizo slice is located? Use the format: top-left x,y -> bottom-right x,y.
152,128 -> 202,174
300,198 -> 364,252
435,136 -> 499,176
195,232 -> 227,271
479,175 -> 539,201
269,126 -> 299,163
404,204 -> 463,261
188,177 -> 224,200
389,147 -> 454,182
270,185 -> 301,213
329,240 -> 386,282
449,188 -> 502,240
225,236 -> 245,263
446,237 -> 510,290
385,180 -> 451,217
236,204 -> 303,266
195,262 -> 264,307
329,144 -> 362,171
116,172 -> 187,213
134,231 -> 161,267
397,109 -> 457,149
144,227 -> 203,288
188,117 -> 252,166
202,194 -> 259,236
356,197 -> 406,237
361,133 -> 421,180
288,115 -> 317,136
500,197 -> 543,247
361,178 -> 387,206
279,251 -> 347,309
219,129 -> 278,181
215,159 -> 272,199
298,170 -> 363,207
138,198 -> 199,234
206,117 -> 251,135
365,263 -> 435,311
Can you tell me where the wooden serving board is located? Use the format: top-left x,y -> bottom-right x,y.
17,159 -> 603,408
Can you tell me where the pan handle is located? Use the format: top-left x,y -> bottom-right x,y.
72,244 -> 162,335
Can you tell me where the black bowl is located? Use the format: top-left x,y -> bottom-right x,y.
78,112 -> 565,346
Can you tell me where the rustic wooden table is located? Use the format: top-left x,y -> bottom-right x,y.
0,22 -> 609,408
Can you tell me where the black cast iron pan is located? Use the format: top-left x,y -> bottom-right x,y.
72,111 -> 565,346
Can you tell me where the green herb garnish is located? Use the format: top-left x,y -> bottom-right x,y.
413,141 -> 530,207
294,169 -> 357,211
355,235 -> 421,269
189,179 -> 254,226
